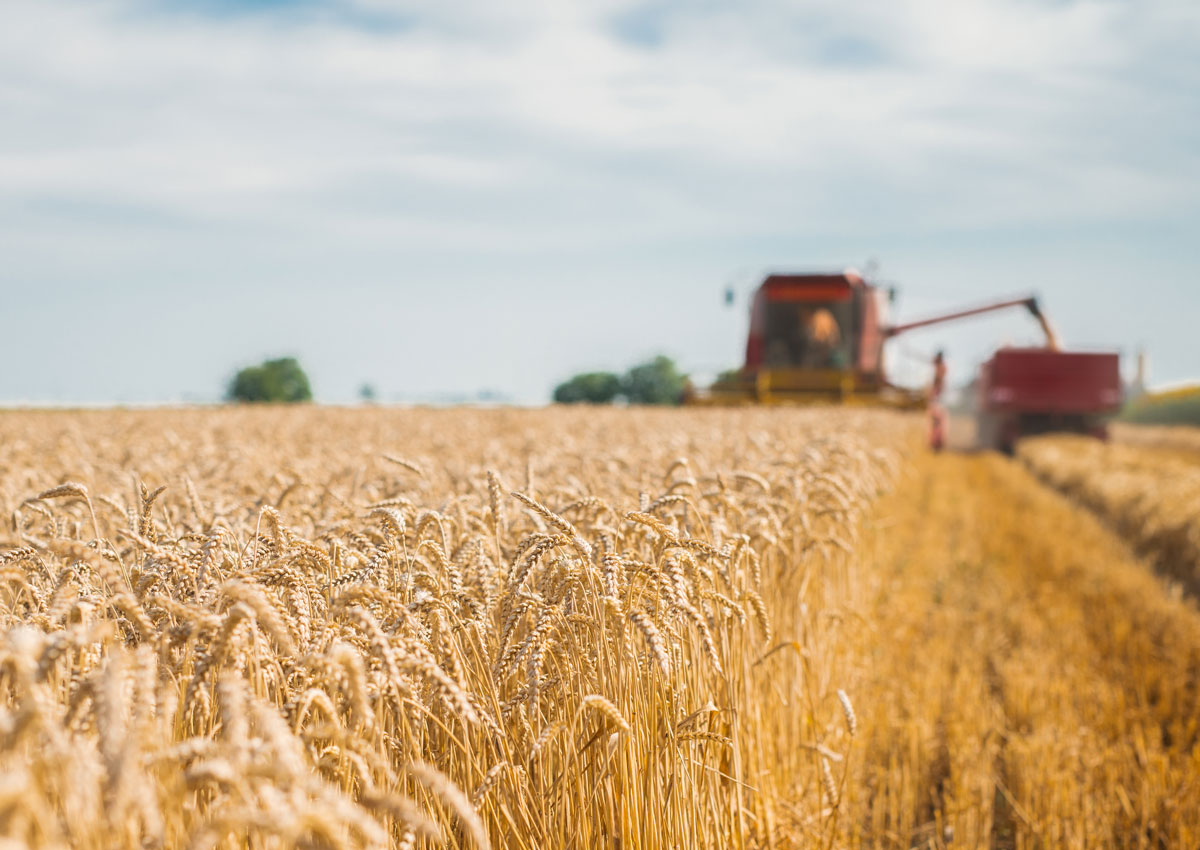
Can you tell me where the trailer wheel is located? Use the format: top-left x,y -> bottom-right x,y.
1001,416 -> 1023,455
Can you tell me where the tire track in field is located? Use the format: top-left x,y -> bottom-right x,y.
850,452 -> 1200,849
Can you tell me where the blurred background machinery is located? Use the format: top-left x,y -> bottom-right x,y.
697,270 -> 1121,450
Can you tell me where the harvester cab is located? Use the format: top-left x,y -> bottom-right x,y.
709,271 -> 894,405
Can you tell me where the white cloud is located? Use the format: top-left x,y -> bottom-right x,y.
1,0 -> 1197,401
3,0 -> 1195,247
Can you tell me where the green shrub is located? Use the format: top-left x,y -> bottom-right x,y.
227,357 -> 313,403
553,372 -> 622,404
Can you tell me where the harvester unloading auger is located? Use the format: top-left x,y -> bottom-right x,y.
697,270 -> 1122,451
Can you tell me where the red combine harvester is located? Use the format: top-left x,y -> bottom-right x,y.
700,270 -> 1123,451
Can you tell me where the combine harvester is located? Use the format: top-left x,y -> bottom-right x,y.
700,270 -> 1122,451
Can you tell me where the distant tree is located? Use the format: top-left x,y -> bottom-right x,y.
553,371 -> 622,404
227,357 -> 312,403
359,383 -> 378,403
621,356 -> 687,405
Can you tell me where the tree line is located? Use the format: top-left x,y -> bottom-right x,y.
553,355 -> 688,405
224,354 -> 690,405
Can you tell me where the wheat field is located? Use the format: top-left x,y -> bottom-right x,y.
0,407 -> 1197,849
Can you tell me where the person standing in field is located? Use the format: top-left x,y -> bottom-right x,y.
929,350 -> 948,451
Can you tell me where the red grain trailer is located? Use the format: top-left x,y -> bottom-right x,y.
976,348 -> 1122,453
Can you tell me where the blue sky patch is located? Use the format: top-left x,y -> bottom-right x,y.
609,3 -> 670,48
816,35 -> 891,69
146,0 -> 414,31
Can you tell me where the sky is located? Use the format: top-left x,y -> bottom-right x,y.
1,0 -> 1197,404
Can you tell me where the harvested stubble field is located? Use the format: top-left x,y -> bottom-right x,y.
0,407 -> 1197,850
1020,431 -> 1200,594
